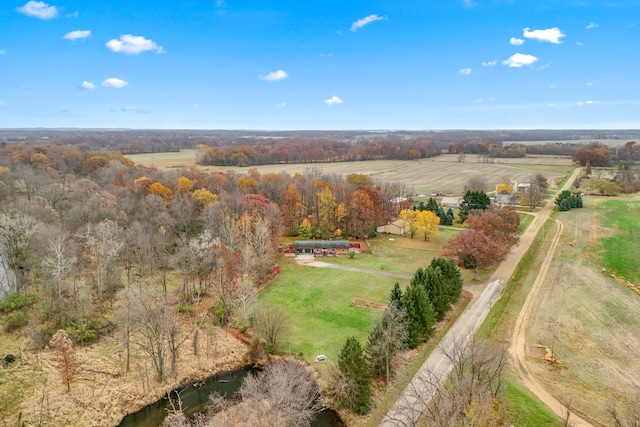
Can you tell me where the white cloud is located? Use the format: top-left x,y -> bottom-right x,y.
66,11 -> 78,18
106,35 -> 164,55
502,53 -> 538,68
510,37 -> 524,45
577,100 -> 600,106
587,22 -> 598,29
80,81 -> 95,89
351,14 -> 385,32
459,68 -> 472,75
261,70 -> 288,82
523,27 -> 565,44
482,60 -> 497,67
576,41 -> 584,46
0,49 -> 5,55
319,53 -> 334,57
323,96 -> 343,106
587,82 -> 592,86
17,1 -> 58,19
122,106 -> 148,113
102,78 -> 128,88
63,30 -> 91,41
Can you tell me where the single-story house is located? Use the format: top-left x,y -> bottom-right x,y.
294,240 -> 351,256
376,219 -> 406,236
440,197 -> 462,208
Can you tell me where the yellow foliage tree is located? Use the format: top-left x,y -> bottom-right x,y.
148,182 -> 173,201
177,176 -> 193,192
496,178 -> 514,193
192,188 -> 217,207
236,176 -> 258,193
399,209 -> 418,238
416,210 -> 440,241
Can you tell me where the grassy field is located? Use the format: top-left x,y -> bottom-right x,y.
260,256 -> 407,372
126,150 -> 572,195
598,200 -> 640,284
476,197 -> 640,425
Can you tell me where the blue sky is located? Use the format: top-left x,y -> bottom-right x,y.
1,1 -> 639,130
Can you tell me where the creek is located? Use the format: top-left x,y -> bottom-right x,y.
117,366 -> 344,427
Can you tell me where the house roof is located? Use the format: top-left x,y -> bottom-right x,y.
294,240 -> 350,249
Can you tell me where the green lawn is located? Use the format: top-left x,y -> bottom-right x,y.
326,230 -> 461,276
505,377 -> 563,427
260,257 -> 408,371
598,200 -> 640,284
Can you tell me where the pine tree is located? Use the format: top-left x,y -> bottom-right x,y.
49,329 -> 80,392
429,257 -> 463,303
424,266 -> 449,322
366,302 -> 408,383
337,336 -> 371,414
426,197 -> 439,212
389,282 -> 403,307
446,208 -> 455,225
576,195 -> 583,208
402,282 -> 436,348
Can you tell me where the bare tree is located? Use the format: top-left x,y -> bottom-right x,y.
240,359 -> 323,427
77,219 -> 124,309
252,305 -> 290,352
464,175 -> 489,193
610,395 -> 640,427
384,340 -> 509,427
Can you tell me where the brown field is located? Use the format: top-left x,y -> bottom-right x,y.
126,150 -> 573,195
519,197 -> 640,425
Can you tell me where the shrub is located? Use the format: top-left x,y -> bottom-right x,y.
2,312 -> 28,332
65,320 -> 98,345
0,293 -> 38,313
348,250 -> 356,259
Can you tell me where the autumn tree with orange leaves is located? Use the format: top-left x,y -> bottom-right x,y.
442,207 -> 519,280
49,329 -> 80,392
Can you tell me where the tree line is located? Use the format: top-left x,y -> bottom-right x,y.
195,139 -> 440,166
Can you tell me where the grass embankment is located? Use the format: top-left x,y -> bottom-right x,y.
597,200 -> 640,285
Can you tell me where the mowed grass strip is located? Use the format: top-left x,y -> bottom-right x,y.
260,257 -> 406,370
598,200 -> 640,284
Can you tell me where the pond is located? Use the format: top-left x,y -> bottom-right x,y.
117,366 -> 344,427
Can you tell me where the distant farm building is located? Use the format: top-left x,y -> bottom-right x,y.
291,240 -> 362,256
440,197 -> 462,208
376,219 -> 406,236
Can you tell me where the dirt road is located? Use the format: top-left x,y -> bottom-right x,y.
505,168 -> 596,427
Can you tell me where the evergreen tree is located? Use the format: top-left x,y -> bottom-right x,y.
365,302 -> 408,384
424,266 -> 449,322
426,197 -> 439,212
458,190 -> 491,223
559,197 -> 571,211
389,282 -> 403,307
337,336 -> 371,415
429,257 -> 463,303
576,195 -> 583,208
446,208 -> 455,225
402,282 -> 436,348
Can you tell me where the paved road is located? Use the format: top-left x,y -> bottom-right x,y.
380,279 -> 504,426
